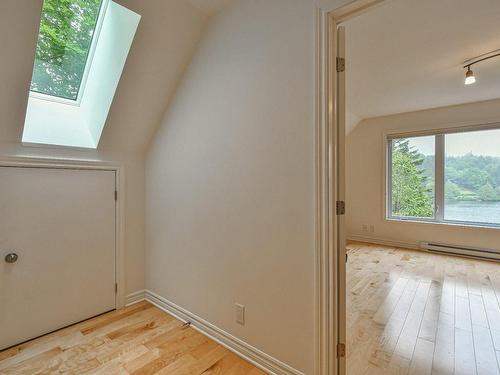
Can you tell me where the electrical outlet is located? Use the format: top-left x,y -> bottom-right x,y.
235,303 -> 245,325
370,225 -> 375,233
362,224 -> 368,232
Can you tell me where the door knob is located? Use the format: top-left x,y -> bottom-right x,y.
4,253 -> 18,263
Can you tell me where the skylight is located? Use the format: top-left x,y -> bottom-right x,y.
30,0 -> 104,101
23,0 -> 140,148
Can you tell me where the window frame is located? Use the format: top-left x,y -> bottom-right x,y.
29,0 -> 110,106
385,123 -> 500,229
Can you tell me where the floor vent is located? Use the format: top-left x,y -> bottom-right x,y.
420,242 -> 500,261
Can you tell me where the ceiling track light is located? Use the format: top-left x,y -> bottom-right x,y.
464,66 -> 476,85
463,51 -> 500,85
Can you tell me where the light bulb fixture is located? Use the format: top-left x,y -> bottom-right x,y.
463,50 -> 500,86
464,67 -> 476,85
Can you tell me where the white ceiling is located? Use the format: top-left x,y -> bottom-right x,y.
344,0 -> 500,132
185,0 -> 233,16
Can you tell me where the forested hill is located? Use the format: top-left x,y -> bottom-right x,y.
423,154 -> 500,202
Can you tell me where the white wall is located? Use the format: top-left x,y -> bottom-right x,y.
346,98 -> 500,251
145,0 -> 349,372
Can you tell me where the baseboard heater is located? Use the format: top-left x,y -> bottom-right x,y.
420,242 -> 500,261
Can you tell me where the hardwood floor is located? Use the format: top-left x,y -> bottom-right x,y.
0,301 -> 265,374
347,241 -> 500,375
4,241 -> 499,375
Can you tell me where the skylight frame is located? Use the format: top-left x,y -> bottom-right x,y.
29,0 -> 110,106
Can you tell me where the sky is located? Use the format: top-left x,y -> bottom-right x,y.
407,129 -> 500,157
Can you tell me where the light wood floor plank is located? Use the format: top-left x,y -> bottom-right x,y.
418,282 -> 441,343
347,241 -> 500,375
394,281 -> 431,359
455,328 -> 477,375
0,303 -> 265,375
432,315 -> 455,375
409,338 -> 434,375
470,294 -> 489,329
455,296 -> 472,331
472,324 -> 500,375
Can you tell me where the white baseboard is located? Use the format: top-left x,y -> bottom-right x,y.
346,234 -> 419,250
124,289 -> 304,375
125,289 -> 146,306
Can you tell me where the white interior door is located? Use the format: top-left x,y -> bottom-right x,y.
0,167 -> 116,350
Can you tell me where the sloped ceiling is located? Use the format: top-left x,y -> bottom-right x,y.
98,0 -> 206,153
0,0 -> 207,154
185,0 -> 233,16
0,1 -> 42,144
344,0 -> 500,132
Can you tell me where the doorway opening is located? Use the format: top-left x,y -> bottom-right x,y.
330,1 -> 500,374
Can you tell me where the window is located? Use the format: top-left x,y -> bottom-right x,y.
23,1 -> 140,148
30,0 -> 104,101
387,127 -> 500,227
389,136 -> 435,219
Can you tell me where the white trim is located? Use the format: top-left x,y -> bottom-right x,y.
125,290 -> 146,306
143,290 -> 304,375
20,141 -> 98,152
0,155 -> 126,308
329,0 -> 385,23
384,137 -> 392,221
385,119 -> 500,140
435,134 -> 445,221
385,216 -> 500,231
314,2 -> 386,374
335,24 -> 347,375
75,0 -> 110,104
314,6 -> 332,375
346,235 -> 419,250
28,91 -> 81,107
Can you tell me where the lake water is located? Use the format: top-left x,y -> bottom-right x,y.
445,201 -> 500,225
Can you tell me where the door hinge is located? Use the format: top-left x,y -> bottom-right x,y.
337,343 -> 346,358
114,190 -> 118,201
115,283 -> 118,294
336,57 -> 345,72
336,201 -> 346,215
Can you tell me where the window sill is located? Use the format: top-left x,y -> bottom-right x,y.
386,217 -> 500,231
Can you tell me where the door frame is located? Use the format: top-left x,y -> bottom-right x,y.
314,1 -> 385,374
0,156 -> 126,309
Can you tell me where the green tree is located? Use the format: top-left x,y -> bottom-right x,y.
445,153 -> 500,202
31,0 -> 102,100
445,181 -> 461,201
392,139 -> 434,217
478,183 -> 499,201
